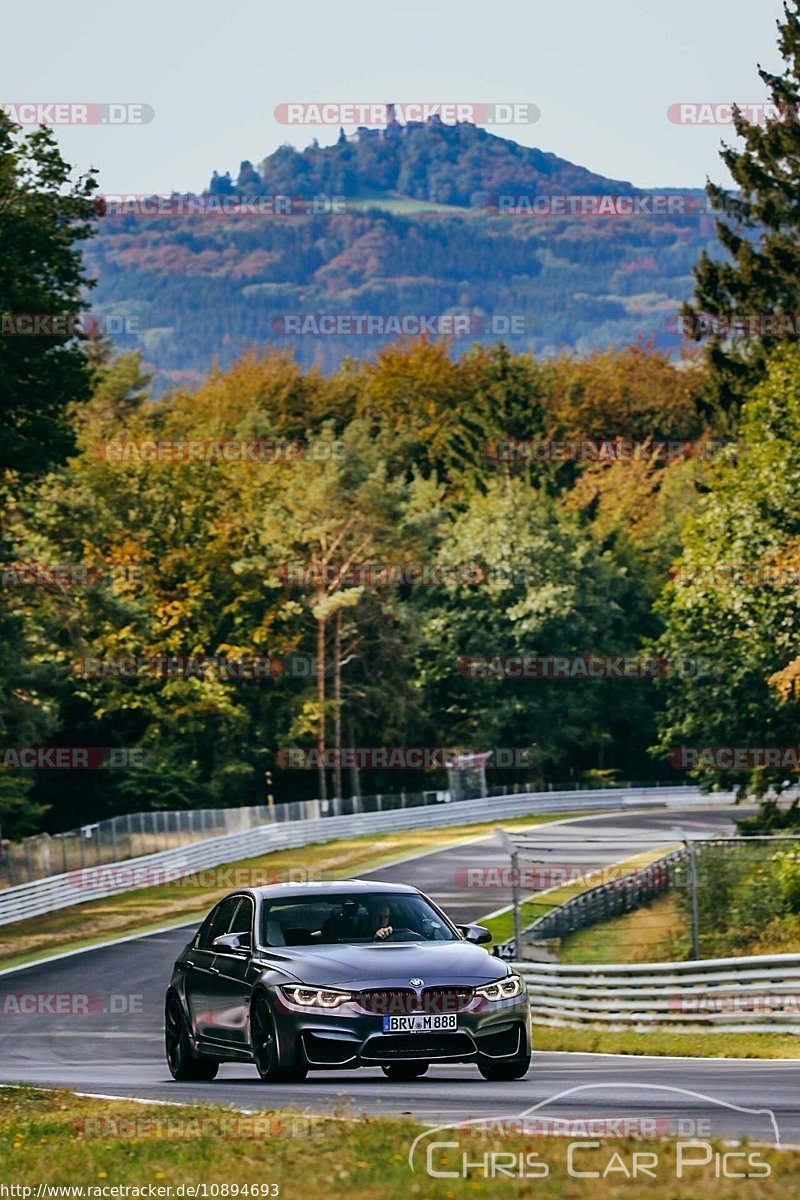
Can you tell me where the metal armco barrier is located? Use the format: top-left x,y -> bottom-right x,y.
518,848 -> 687,947
0,785 -> 702,927
0,777 -> 680,888
515,953 -> 800,1033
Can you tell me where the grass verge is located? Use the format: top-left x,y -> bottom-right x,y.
0,811 -> 591,971
0,1086 -> 797,1196
558,891 -> 685,964
533,1024 -> 799,1059
480,846 -> 678,947
345,195 -> 471,215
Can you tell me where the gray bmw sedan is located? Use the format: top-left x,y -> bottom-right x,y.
165,880 -> 531,1082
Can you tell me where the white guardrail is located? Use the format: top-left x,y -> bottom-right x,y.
516,953 -> 800,1033
0,785 -> 706,927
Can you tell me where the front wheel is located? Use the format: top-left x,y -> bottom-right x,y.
381,1062 -> 428,1081
251,994 -> 308,1082
478,1054 -> 531,1081
165,996 -> 218,1081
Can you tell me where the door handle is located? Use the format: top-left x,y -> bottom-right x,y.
208,965 -> 220,974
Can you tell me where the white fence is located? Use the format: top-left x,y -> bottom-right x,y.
517,953 -> 800,1033
0,803 -> 278,889
1,778 -> 683,888
0,785 -> 701,927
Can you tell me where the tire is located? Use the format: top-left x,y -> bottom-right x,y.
381,1062 -> 429,1081
251,993 -> 308,1082
165,995 -> 219,1081
478,1054 -> 531,1081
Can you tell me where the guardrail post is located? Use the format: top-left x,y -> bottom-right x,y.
684,834 -> 700,959
495,827 -> 521,958
511,845 -> 521,956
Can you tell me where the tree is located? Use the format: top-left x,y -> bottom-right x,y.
0,110 -> 98,475
655,343 -> 800,796
252,420 -> 441,799
0,112 -> 97,836
1,331 -> 725,834
414,478 -> 650,782
683,1 -> 800,416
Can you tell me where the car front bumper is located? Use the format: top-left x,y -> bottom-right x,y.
272,994 -> 531,1070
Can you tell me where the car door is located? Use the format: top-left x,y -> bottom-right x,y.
210,896 -> 255,1048
185,896 -> 240,1041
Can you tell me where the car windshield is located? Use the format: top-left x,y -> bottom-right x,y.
259,891 -> 458,947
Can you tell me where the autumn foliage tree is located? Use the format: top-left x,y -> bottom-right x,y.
683,1 -> 800,416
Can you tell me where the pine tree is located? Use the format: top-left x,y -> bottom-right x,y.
683,1 -> 800,417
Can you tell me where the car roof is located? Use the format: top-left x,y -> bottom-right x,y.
242,879 -> 421,901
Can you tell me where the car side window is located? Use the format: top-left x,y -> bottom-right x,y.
229,897 -> 254,948
196,897 -> 239,949
195,912 -> 215,949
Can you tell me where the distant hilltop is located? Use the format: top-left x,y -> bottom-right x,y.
271,101 -> 541,132
333,101 -> 458,142
85,118 -> 709,397
339,100 -> 458,145
207,117 -> 634,208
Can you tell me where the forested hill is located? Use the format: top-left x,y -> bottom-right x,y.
85,121 -> 711,395
209,119 -> 635,205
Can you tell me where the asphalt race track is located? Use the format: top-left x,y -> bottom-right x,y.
1,806 -> 798,1144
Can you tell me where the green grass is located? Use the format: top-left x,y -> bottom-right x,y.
344,194 -> 471,215
533,1024 -> 799,1059
0,811 -> 595,971
483,850 -> 799,1060
1,1086 -> 797,1196
558,891 -> 685,964
480,847 -> 677,947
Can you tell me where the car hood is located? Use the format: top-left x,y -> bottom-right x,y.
255,939 -> 507,988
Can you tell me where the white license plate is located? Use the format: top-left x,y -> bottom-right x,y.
382,1014 -> 457,1032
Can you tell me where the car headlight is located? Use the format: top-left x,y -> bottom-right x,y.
475,974 -> 525,1001
280,985 -> 353,1008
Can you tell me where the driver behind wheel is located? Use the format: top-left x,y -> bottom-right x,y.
369,900 -> 394,940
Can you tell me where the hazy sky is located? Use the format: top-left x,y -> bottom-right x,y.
1,0 -> 788,194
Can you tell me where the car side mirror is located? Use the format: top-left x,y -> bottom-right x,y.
212,933 -> 248,953
459,924 -> 492,945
